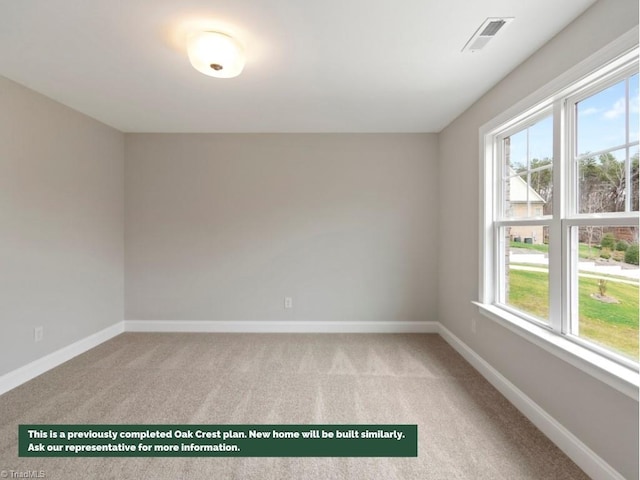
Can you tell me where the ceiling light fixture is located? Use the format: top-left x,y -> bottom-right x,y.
187,31 -> 245,78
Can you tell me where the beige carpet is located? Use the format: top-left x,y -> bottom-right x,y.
0,333 -> 588,479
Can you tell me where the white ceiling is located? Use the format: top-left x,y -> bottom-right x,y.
0,0 -> 598,133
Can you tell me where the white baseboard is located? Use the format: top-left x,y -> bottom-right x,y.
125,320 -> 438,334
0,321 -> 124,396
437,324 -> 625,480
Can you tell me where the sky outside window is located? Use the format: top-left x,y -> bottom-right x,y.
576,74 -> 639,156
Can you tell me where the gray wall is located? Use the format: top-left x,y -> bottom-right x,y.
125,133 -> 437,323
437,1 -> 639,478
0,76 -> 125,377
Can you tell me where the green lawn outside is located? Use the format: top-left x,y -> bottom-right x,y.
508,269 -> 639,359
507,269 -> 549,319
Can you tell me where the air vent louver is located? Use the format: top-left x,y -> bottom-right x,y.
480,20 -> 506,37
462,17 -> 514,53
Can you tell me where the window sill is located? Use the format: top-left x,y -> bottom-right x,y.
473,302 -> 639,401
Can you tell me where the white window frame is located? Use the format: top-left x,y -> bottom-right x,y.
476,28 -> 640,401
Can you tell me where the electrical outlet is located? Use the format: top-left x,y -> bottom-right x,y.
284,297 -> 293,309
471,318 -> 477,334
34,326 -> 44,342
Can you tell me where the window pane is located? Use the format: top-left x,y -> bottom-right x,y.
505,173 -> 529,219
506,130 -> 527,171
577,80 -> 626,155
578,148 -> 626,213
528,115 -> 553,161
530,164 -> 553,215
572,226 -> 639,360
502,226 -> 549,323
630,73 -> 638,144
503,116 -> 553,219
504,172 -> 552,219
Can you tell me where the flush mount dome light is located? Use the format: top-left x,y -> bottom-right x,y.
187,31 -> 245,78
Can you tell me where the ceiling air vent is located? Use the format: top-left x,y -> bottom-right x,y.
462,17 -> 514,53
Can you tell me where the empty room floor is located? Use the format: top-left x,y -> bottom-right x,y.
0,333 -> 588,479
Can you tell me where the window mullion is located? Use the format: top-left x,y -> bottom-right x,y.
562,96 -> 578,338
548,99 -> 564,333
